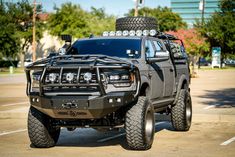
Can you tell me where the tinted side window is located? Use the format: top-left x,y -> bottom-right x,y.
145,40 -> 155,58
153,40 -> 165,52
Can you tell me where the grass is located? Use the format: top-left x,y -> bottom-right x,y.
0,67 -> 25,75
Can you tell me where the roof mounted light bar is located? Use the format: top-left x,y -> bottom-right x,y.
102,29 -> 158,37
102,30 -> 178,40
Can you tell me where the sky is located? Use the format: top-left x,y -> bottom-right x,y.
36,0 -> 171,17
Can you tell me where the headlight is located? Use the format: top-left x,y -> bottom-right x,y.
31,71 -> 41,92
121,75 -> 129,80
110,75 -> 120,81
108,73 -> 134,87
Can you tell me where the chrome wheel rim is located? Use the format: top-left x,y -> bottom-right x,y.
186,95 -> 192,126
145,108 -> 154,143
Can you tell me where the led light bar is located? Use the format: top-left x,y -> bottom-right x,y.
102,29 -> 157,37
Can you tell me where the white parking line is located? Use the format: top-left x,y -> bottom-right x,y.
0,129 -> 27,136
220,136 -> 235,146
2,102 -> 28,107
97,122 -> 167,143
203,103 -> 220,110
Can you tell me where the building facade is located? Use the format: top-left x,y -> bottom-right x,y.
171,0 -> 220,27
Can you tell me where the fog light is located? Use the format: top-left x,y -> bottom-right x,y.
66,73 -> 74,82
129,30 -> 135,36
32,98 -> 35,102
122,30 -> 129,36
109,98 -> 113,103
136,30 -> 142,36
49,73 -> 57,82
109,31 -> 115,36
150,29 -> 157,36
143,30 -> 149,36
117,98 -> 121,103
36,98 -> 39,103
116,31 -> 122,36
103,31 -> 109,36
84,72 -> 92,81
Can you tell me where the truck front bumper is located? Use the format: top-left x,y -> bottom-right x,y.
29,91 -> 135,119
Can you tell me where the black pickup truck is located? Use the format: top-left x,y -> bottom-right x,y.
26,17 -> 192,150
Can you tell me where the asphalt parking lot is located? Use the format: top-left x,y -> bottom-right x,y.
0,70 -> 235,157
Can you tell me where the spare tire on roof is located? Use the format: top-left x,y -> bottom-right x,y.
116,16 -> 157,31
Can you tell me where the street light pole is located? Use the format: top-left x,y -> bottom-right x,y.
32,0 -> 36,62
201,0 -> 205,26
198,0 -> 205,69
134,0 -> 144,17
134,0 -> 139,16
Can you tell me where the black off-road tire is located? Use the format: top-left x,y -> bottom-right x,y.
125,96 -> 155,150
171,89 -> 192,131
28,107 -> 60,148
116,17 -> 157,31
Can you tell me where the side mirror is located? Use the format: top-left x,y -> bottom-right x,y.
61,34 -> 72,42
58,48 -> 66,55
147,51 -> 169,63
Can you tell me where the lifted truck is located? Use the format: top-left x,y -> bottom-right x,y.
26,17 -> 192,150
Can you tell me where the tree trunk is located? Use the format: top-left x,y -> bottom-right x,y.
198,56 -> 201,69
20,52 -> 25,68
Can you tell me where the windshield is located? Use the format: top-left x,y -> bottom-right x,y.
67,38 -> 141,58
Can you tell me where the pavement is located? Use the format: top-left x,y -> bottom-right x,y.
0,70 -> 235,157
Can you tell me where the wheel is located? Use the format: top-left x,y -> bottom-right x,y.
28,106 -> 60,148
116,17 -> 157,31
171,89 -> 192,131
125,96 -> 155,150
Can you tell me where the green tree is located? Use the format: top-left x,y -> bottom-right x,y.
0,3 -> 20,59
126,7 -> 187,32
48,3 -> 90,38
0,0 -> 44,66
168,28 -> 210,74
48,3 -> 115,38
198,0 -> 235,60
88,8 -> 115,35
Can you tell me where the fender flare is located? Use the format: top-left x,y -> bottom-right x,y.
173,74 -> 189,104
140,75 -> 150,87
139,75 -> 150,95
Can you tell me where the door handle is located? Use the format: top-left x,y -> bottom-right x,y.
170,68 -> 174,72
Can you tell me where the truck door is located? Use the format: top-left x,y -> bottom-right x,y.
145,39 -> 164,99
152,40 -> 175,97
